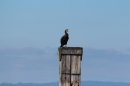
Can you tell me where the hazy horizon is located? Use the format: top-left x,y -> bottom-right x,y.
0,80 -> 130,84
0,47 -> 130,83
0,81 -> 130,86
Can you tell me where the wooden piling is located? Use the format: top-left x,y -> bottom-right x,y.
58,47 -> 83,86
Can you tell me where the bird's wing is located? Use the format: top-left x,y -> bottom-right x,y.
60,35 -> 65,43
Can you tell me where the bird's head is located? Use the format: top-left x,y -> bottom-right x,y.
65,29 -> 70,33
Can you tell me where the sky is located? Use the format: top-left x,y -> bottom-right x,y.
0,0 -> 130,84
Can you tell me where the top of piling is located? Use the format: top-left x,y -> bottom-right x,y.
58,47 -> 83,61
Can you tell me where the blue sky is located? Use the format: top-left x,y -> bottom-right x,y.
0,0 -> 130,84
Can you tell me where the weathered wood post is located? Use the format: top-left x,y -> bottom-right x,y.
58,47 -> 83,86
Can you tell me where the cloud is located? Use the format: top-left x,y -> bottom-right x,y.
0,47 -> 130,83
81,48 -> 130,83
0,47 -> 45,56
0,48 -> 48,71
83,48 -> 130,60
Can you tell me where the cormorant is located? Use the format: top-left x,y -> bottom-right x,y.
60,29 -> 70,47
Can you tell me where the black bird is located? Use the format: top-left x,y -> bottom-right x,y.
60,29 -> 70,47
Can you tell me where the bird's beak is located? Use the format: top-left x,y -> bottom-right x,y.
68,30 -> 70,32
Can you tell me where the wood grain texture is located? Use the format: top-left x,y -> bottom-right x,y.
61,74 -> 70,85
60,75 -> 71,86
58,47 -> 83,54
60,55 -> 71,86
58,47 -> 83,61
71,55 -> 81,86
71,55 -> 81,74
61,55 -> 70,73
71,75 -> 80,86
58,47 -> 83,86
